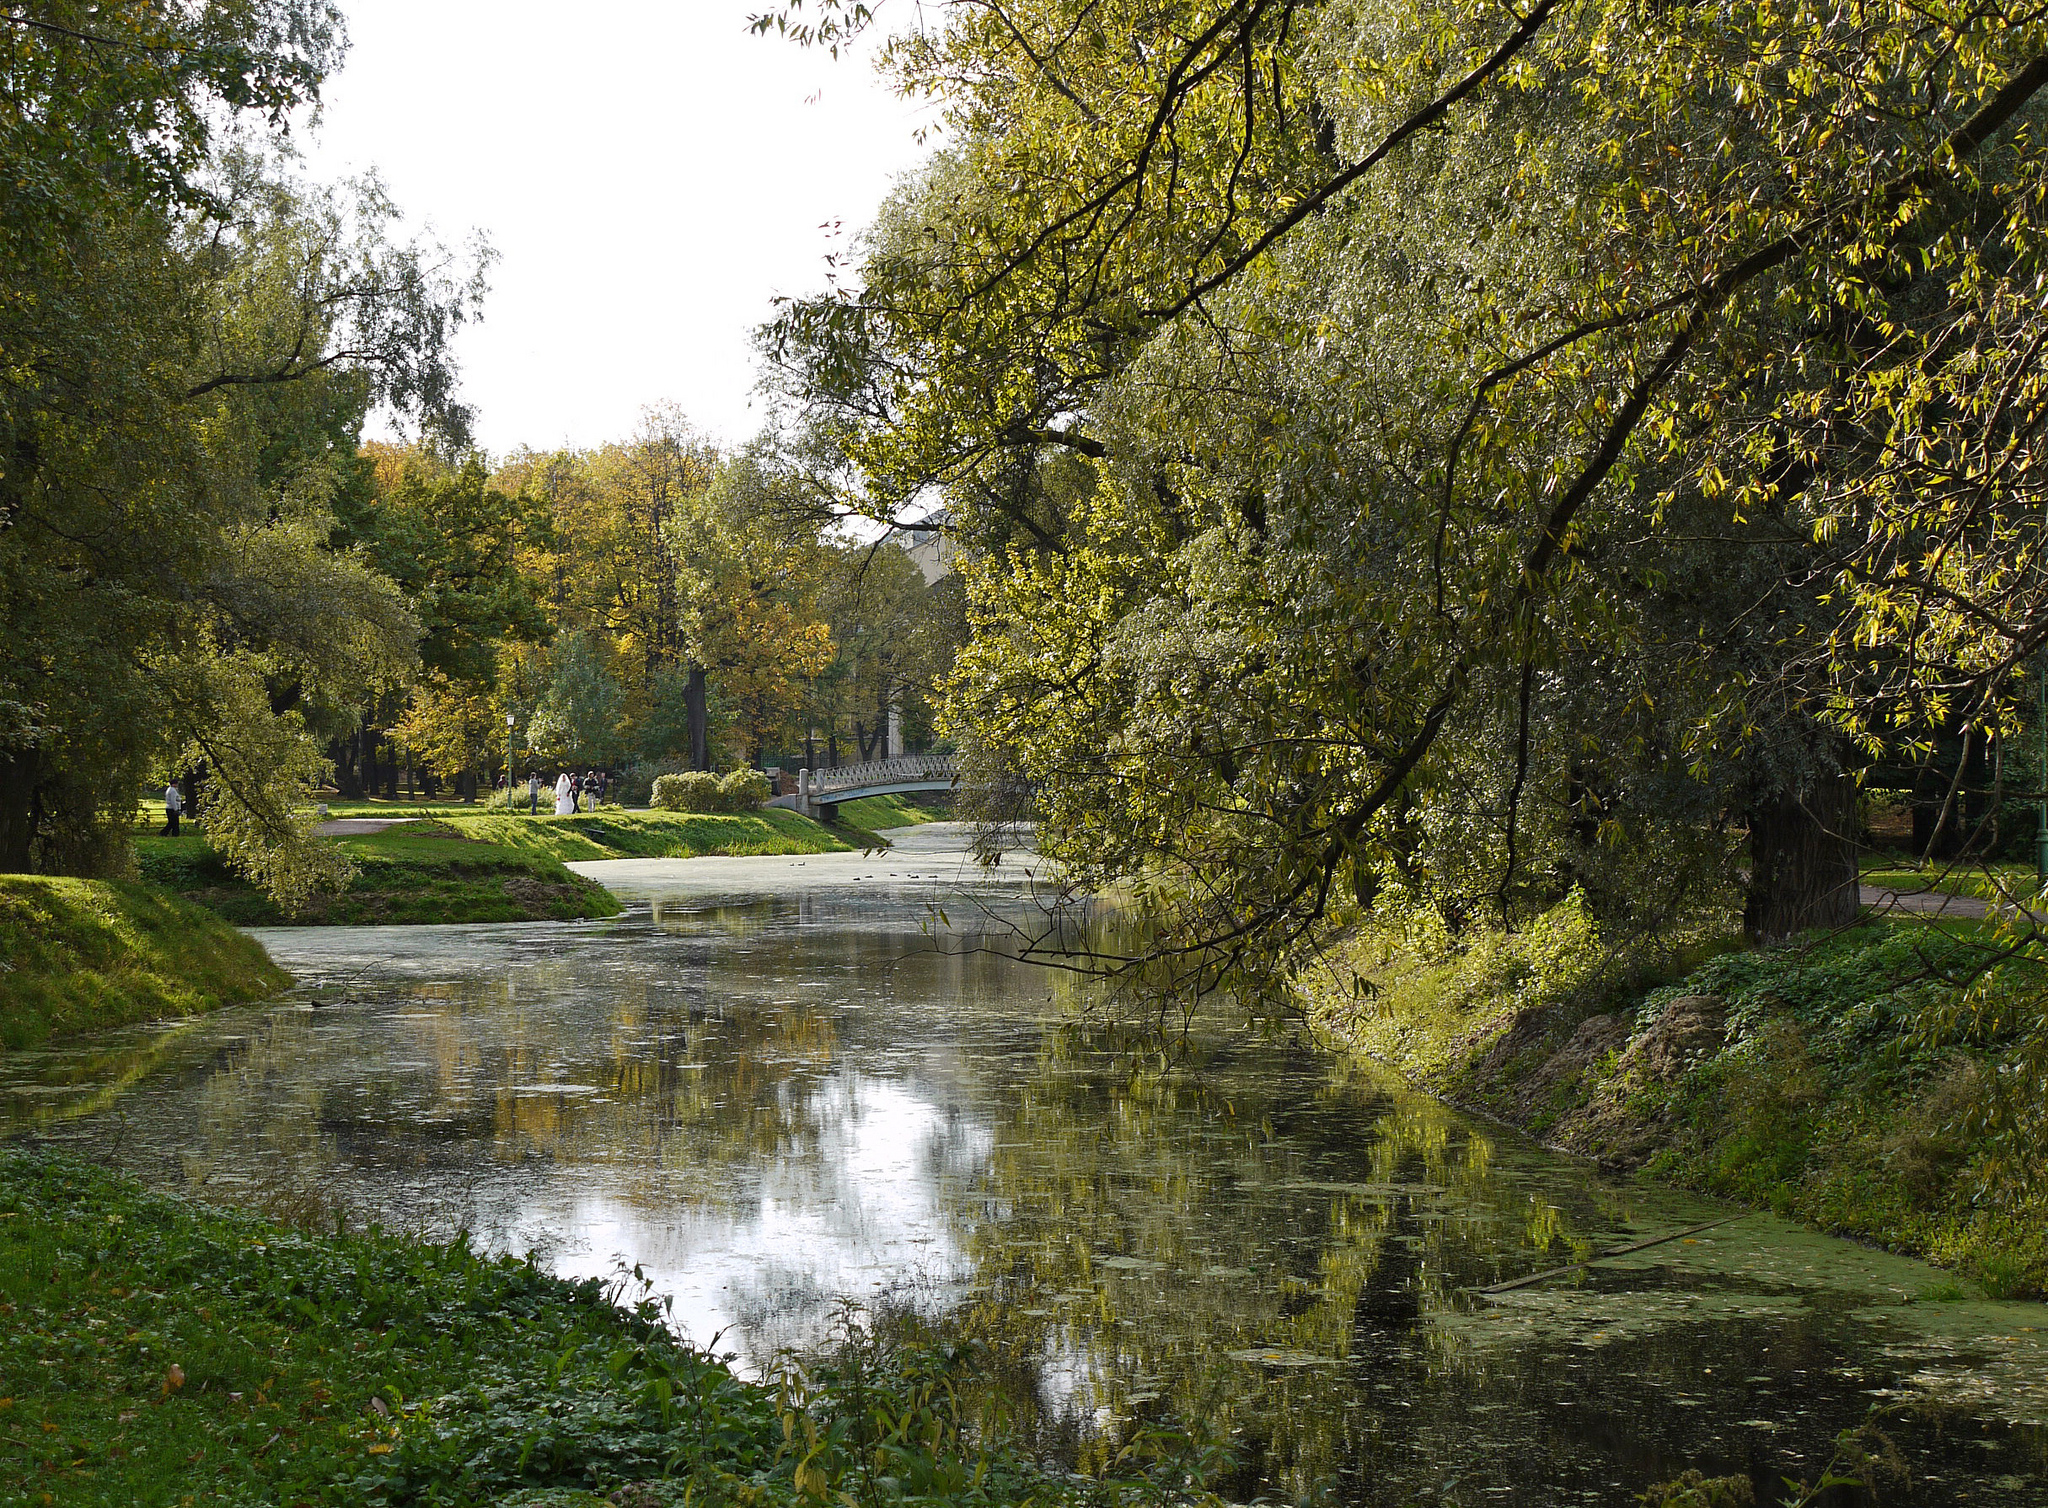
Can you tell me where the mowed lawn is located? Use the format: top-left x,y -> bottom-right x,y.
126,794 -> 946,925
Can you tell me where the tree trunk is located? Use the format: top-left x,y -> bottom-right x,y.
1745,774 -> 1861,944
332,729 -> 364,798
0,749 -> 39,872
686,667 -> 709,771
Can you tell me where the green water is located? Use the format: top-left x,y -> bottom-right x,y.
4,830 -> 2043,1504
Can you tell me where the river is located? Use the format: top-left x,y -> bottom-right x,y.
4,824 -> 2044,1504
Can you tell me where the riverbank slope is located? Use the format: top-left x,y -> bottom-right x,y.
0,1149 -> 1183,1508
138,819 -> 623,926
127,797 -> 942,928
0,876 -> 290,1050
1302,901 -> 2048,1298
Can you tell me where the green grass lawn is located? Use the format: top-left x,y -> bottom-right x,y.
136,821 -> 621,927
0,877 -> 290,1050
827,794 -> 948,833
436,806 -> 857,861
126,793 -> 947,926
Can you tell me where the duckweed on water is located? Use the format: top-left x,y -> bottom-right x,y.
0,1151 -> 1213,1508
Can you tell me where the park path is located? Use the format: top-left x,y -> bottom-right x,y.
312,817 -> 419,837
1860,883 -> 1991,919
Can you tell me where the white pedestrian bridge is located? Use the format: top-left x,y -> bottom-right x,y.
766,754 -> 959,821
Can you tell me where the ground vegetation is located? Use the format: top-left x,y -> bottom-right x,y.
0,877 -> 289,1050
1303,902 -> 2048,1296
136,821 -> 620,926
0,1150 -> 1209,1508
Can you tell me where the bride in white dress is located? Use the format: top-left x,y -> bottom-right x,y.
553,771 -> 576,815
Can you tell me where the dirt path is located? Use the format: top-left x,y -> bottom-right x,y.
312,817 -> 420,837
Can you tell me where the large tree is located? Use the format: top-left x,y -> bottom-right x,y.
0,4 -> 485,898
765,0 -> 2048,972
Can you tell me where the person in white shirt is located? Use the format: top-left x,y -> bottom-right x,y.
162,782 -> 184,836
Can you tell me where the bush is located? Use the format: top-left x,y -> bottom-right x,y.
651,771 -> 724,812
641,769 -> 771,813
718,767 -> 773,810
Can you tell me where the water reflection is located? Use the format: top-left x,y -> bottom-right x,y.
4,841 -> 2044,1505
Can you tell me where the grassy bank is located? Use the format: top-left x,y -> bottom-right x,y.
0,1150 -> 1191,1508
129,796 -> 945,927
434,806 -> 858,862
1303,900 -> 2048,1298
0,877 -> 289,1051
441,795 -> 939,858
826,794 -> 947,837
137,821 -> 622,927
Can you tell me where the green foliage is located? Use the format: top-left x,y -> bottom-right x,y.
0,9 -> 485,897
0,1151 -> 1212,1508
654,771 -> 726,813
1434,889 -> 1606,1021
718,768 -> 774,811
1635,1470 -> 1754,1508
765,0 -> 2048,990
529,631 -> 630,769
0,876 -> 290,1050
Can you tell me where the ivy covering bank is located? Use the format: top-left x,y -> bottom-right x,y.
0,1152 -> 1203,1508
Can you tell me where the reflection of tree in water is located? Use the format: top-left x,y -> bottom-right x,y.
894,1002 -> 1661,1503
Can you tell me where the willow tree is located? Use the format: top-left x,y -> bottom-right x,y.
0,4 -> 486,903
764,0 -> 2048,969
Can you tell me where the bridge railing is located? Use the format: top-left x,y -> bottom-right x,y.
800,755 -> 957,798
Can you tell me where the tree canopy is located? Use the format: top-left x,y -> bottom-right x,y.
762,0 -> 2048,987
0,3 -> 486,902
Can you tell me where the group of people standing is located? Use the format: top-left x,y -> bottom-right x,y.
498,768 -> 612,815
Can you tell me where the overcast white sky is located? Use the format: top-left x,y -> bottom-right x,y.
298,2 -> 933,457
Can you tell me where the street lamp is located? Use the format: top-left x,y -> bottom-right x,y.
506,711 -> 517,813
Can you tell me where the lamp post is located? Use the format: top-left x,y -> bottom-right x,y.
506,711 -> 517,813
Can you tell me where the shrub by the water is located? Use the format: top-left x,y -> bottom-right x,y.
650,770 -> 771,813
